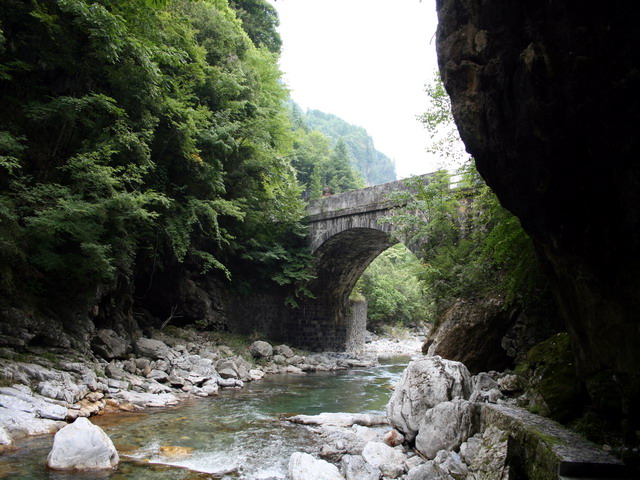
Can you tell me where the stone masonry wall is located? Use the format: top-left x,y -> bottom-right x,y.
345,300 -> 368,356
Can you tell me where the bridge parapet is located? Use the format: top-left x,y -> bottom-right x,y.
306,173 -> 433,254
307,176 -> 412,221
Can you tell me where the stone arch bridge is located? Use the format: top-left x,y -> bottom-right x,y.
283,173 -> 434,352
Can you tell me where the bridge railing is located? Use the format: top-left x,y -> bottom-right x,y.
306,173 -> 437,221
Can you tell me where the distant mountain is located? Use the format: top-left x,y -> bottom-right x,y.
301,109 -> 397,186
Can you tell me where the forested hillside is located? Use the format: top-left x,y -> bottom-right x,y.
0,0 -> 312,324
298,107 -> 397,186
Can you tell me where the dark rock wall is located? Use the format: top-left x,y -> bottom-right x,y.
435,0 -> 640,433
423,297 -> 514,375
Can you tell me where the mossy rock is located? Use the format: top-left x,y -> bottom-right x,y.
525,332 -> 586,423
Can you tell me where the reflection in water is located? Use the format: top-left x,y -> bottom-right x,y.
0,356 -> 410,479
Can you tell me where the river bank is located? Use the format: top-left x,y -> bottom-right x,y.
0,353 -> 413,479
1,328 -> 629,479
0,326 -> 424,450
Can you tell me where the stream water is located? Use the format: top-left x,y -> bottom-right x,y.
0,355 -> 410,480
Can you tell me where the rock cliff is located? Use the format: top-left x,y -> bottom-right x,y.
435,0 -> 640,438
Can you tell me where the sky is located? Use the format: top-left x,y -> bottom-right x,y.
268,0 -> 446,179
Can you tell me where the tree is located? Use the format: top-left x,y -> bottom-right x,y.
0,0 -> 310,312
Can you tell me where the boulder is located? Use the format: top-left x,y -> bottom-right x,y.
361,441 -> 406,478
248,340 -> 273,359
217,378 -> 243,388
319,428 -> 365,462
383,429 -> 404,447
274,344 -> 294,358
497,374 -> 525,393
37,379 -> 88,404
407,461 -> 455,480
288,452 -> 344,480
273,354 -> 287,365
434,450 -> 469,480
414,399 -> 478,460
91,329 -> 129,360
286,355 -> 304,365
200,379 -> 219,396
47,417 -> 119,470
386,356 -> 472,441
470,372 -> 504,403
110,390 -> 179,408
341,454 -> 381,480
459,434 -> 482,465
217,359 -> 238,379
422,298 -> 513,374
134,337 -> 170,360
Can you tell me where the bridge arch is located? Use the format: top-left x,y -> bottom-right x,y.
283,175 -> 431,352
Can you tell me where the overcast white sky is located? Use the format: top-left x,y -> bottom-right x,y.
268,0 -> 445,179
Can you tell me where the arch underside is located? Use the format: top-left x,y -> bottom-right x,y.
309,227 -> 397,306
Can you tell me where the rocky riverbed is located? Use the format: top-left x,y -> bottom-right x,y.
0,327 -> 375,450
1,328 -> 627,479
284,356 -> 628,480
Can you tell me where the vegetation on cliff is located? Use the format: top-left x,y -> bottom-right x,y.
0,0 -> 312,315
358,74 -> 553,330
298,106 -> 397,186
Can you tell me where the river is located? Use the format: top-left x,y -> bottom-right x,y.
0,355 -> 410,479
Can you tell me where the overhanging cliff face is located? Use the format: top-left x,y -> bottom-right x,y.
435,0 -> 640,424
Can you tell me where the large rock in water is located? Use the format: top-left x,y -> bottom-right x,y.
386,356 -> 472,441
435,0 -> 640,432
47,417 -> 119,470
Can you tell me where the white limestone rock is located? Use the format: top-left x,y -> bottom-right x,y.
341,454 -> 381,480
352,424 -> 379,443
288,452 -> 344,480
0,407 -> 64,436
0,424 -> 13,446
248,369 -> 265,381
414,399 -> 478,460
386,356 -> 472,441
361,441 -> 406,478
47,417 -> 119,470
288,412 -> 388,427
110,390 -> 179,408
407,461 -> 455,480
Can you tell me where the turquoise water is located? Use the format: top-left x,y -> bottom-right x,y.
0,356 -> 409,479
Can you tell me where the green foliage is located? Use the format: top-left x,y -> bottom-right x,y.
301,107 -> 397,185
383,161 -> 547,317
0,0 -> 310,309
288,114 -> 366,199
354,244 -> 430,331
228,0 -> 282,53
375,72 -> 551,320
